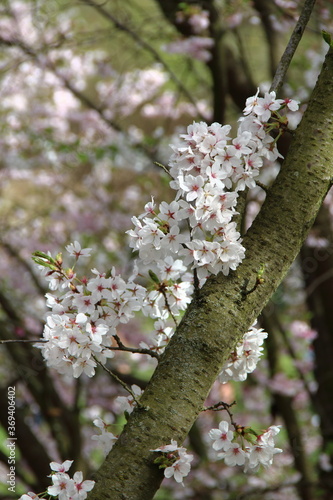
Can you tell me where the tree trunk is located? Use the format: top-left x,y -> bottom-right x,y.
88,47 -> 333,500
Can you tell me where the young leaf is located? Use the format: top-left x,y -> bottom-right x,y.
322,30 -> 332,47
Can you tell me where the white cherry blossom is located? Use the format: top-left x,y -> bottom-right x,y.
209,421 -> 233,451
219,324 -> 268,383
92,417 -> 118,456
115,385 -> 143,414
151,441 -> 193,486
219,443 -> 247,467
31,89 -> 301,492
65,241 -> 92,259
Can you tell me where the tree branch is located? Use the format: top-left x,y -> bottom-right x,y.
270,0 -> 317,94
1,242 -> 47,295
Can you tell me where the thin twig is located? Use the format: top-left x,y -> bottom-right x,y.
203,400 -> 240,431
154,161 -> 172,178
0,339 -> 48,344
2,242 -> 47,295
113,334 -> 160,360
255,180 -> 268,192
159,288 -> 178,327
93,355 -> 147,409
203,400 -> 236,412
270,0 -> 317,94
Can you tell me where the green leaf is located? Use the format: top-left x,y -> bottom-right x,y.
32,251 -> 58,270
32,250 -> 51,259
32,251 -> 56,264
31,257 -> 57,271
322,30 -> 333,47
149,270 -> 160,284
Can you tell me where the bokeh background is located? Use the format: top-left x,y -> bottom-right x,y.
1,1 -> 333,499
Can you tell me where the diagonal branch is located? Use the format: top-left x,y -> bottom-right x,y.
2,241 -> 47,295
270,0 -> 317,94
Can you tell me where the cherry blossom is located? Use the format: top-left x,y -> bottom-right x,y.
91,417 -> 118,456
209,420 -> 234,451
18,461 -> 96,500
47,472 -> 75,499
115,385 -> 143,414
152,440 -> 180,453
163,453 -> 193,485
65,241 -> 92,259
218,324 -> 268,383
50,461 -> 74,473
252,92 -> 284,122
71,471 -> 95,499
210,421 -> 282,472
244,426 -> 283,472
220,443 -> 247,467
151,440 -> 194,486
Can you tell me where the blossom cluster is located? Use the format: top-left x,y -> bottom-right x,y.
209,421 -> 282,472
30,90 -> 299,492
35,91 -> 298,379
91,417 -> 118,456
218,324 -> 268,383
34,240 -> 192,376
115,384 -> 143,414
36,244 -> 147,377
19,461 -> 95,500
151,440 -> 194,486
129,90 -> 298,287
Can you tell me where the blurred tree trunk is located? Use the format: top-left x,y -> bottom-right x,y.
262,311 -> 313,500
0,289 -> 83,488
301,203 -> 333,499
252,0 -> 280,76
87,48 -> 333,500
155,0 -> 257,122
